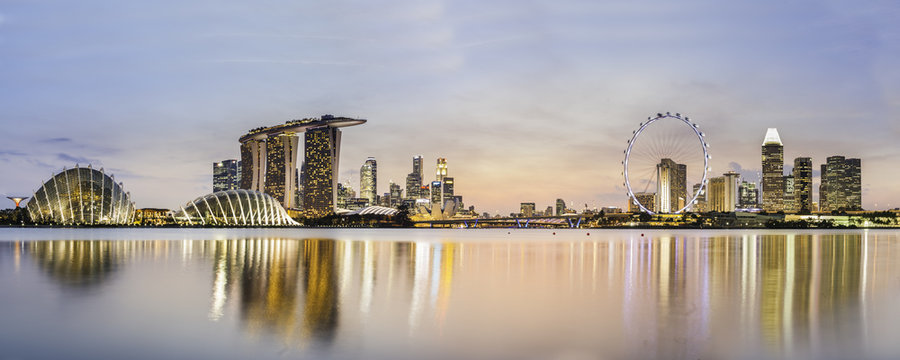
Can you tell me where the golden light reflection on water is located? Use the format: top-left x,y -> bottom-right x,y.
11,231 -> 900,359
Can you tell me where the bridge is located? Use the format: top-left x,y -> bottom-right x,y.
416,214 -> 593,229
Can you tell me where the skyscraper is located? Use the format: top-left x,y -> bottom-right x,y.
442,176 -> 454,203
303,126 -> 342,217
360,157 -> 377,206
556,198 -> 566,216
389,181 -> 402,208
239,115 -> 366,212
405,155 -> 423,200
761,128 -> 784,212
213,159 -> 240,192
783,175 -> 795,213
692,183 -> 707,212
738,181 -> 758,209
430,181 -> 442,205
264,133 -> 300,208
436,158 -> 447,182
820,156 -> 862,211
656,158 -> 686,213
792,157 -> 813,213
708,171 -> 739,212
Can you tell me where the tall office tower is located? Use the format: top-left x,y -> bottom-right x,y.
692,183 -> 707,212
792,157 -> 813,213
545,206 -> 554,216
389,182 -> 402,208
405,155 -> 424,200
520,203 -> 535,217
436,158 -> 448,182
656,158 -> 687,213
303,126 -> 343,217
761,128 -> 784,212
708,172 -> 739,212
430,181 -> 442,205
239,115 -> 366,212
738,181 -> 759,208
556,198 -> 566,216
783,175 -> 795,213
240,139 -> 266,191
820,156 -> 862,211
360,157 -> 377,206
442,177 -> 454,203
213,159 -> 240,192
264,133 -> 300,208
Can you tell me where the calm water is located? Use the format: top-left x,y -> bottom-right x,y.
2,228 -> 900,360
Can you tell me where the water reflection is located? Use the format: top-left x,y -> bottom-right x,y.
7,231 -> 900,359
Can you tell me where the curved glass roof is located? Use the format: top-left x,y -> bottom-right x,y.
172,189 -> 298,226
26,165 -> 135,225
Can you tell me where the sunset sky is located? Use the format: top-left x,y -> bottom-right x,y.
2,0 -> 899,213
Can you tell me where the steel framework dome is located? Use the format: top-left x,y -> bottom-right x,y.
171,189 -> 298,226
26,165 -> 135,225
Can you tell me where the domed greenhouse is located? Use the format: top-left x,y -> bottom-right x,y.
171,189 -> 298,226
26,165 -> 136,225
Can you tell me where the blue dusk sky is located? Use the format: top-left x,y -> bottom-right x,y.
1,0 -> 899,213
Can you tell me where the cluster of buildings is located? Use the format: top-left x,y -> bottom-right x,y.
213,115 -> 473,219
631,128 -> 863,214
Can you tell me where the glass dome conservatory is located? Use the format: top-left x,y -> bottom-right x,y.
171,189 -> 298,226
26,165 -> 136,225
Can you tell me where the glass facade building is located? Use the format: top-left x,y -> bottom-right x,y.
303,126 -> 342,217
360,158 -> 377,206
656,158 -> 686,213
820,156 -> 862,211
172,189 -> 297,226
792,157 -> 813,213
761,128 -> 784,212
213,159 -> 240,192
26,166 -> 135,225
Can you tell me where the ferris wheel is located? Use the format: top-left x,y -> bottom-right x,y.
623,112 -> 709,214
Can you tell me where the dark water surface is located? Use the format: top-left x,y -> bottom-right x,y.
2,228 -> 900,360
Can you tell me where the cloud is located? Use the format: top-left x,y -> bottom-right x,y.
0,150 -> 27,157
40,137 -> 72,143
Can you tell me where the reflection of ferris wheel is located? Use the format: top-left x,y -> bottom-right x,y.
624,112 -> 709,214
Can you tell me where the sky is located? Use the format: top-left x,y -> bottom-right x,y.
1,0 -> 899,213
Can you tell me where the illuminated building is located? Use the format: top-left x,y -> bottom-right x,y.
708,171 -> 739,212
405,155 -> 423,199
264,134 -> 299,209
238,115 -> 366,211
171,189 -> 297,226
556,198 -> 566,216
360,157 -> 377,206
134,208 -> 172,226
303,126 -> 343,217
430,181 -> 442,205
389,182 -> 402,208
213,159 -> 240,192
436,158 -> 447,182
820,156 -> 862,211
520,203 -> 535,217
783,175 -> 795,213
692,183 -> 707,212
792,157 -> 813,213
336,182 -> 354,209
26,165 -> 136,225
761,128 -> 784,212
630,192 -> 655,213
738,181 -> 759,209
656,158 -> 686,213
442,177 -> 454,203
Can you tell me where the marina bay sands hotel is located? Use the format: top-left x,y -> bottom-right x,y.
239,115 -> 366,216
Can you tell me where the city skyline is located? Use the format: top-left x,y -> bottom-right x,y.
2,0 -> 900,214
